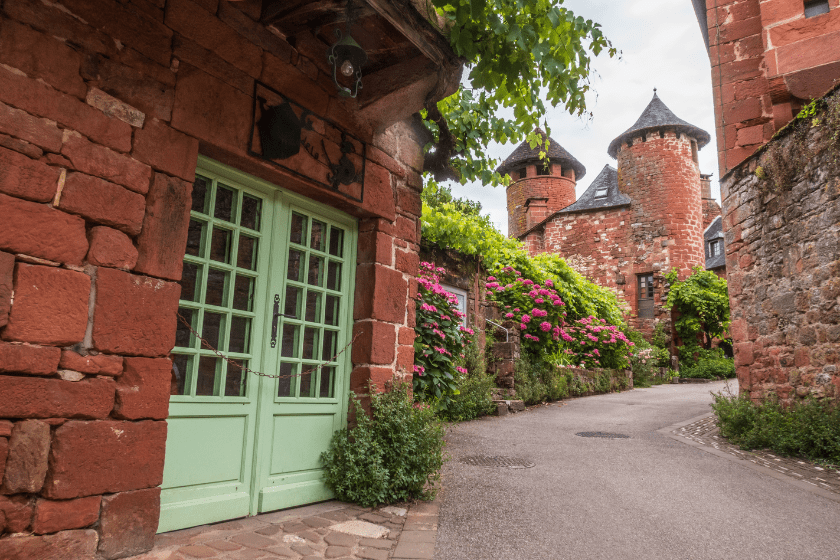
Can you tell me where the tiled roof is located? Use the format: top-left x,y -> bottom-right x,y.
497,129 -> 586,179
607,92 -> 711,158
704,215 -> 726,269
559,165 -> 631,214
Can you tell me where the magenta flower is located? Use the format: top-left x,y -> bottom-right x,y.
521,314 -> 531,323
540,321 -> 551,332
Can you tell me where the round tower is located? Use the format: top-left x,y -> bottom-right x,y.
500,130 -> 586,238
608,91 -> 711,330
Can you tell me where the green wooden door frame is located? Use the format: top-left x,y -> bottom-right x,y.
160,156 -> 357,532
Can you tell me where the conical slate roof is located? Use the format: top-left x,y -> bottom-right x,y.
607,92 -> 711,158
497,129 -> 586,180
559,165 -> 631,214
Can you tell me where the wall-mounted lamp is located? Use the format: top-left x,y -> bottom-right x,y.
328,29 -> 367,98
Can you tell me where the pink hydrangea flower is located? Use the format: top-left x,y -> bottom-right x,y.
540,321 -> 551,332
521,314 -> 531,323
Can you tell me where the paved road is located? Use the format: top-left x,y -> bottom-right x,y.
436,381 -> 840,560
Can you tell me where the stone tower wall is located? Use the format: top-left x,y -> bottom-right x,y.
506,162 -> 576,237
614,130 -> 705,332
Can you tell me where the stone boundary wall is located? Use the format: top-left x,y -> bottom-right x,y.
0,0 -> 451,556
722,86 -> 840,403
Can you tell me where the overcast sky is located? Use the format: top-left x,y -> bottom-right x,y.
445,0 -> 718,232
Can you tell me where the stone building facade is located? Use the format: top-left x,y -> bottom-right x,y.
722,85 -> 840,403
508,94 -> 718,335
692,0 -> 840,176
0,0 -> 461,557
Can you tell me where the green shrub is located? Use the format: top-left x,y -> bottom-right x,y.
628,340 -> 658,388
712,392 -> 840,464
681,357 -> 735,380
439,370 -> 496,422
321,383 -> 445,507
513,357 -> 547,405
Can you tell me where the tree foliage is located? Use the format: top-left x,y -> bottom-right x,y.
421,0 -> 616,185
664,267 -> 730,348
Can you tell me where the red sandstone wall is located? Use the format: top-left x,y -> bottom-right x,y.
705,0 -> 840,176
722,87 -> 840,403
0,0 -> 434,555
506,163 -> 576,237
616,132 -> 705,332
703,198 -> 723,229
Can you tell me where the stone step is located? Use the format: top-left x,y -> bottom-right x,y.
492,399 -> 525,416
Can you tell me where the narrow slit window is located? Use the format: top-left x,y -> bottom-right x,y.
517,168 -> 527,180
691,140 -> 699,163
804,0 -> 829,18
537,163 -> 551,176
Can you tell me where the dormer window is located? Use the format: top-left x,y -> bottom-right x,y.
709,239 -> 721,257
804,0 -> 829,18
594,188 -> 608,199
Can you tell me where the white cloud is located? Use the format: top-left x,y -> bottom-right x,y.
444,0 -> 719,233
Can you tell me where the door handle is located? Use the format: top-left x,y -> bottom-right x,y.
270,294 -> 297,348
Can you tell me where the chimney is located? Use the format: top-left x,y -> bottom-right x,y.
700,173 -> 713,200
525,197 -> 549,229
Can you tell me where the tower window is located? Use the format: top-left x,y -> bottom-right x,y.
537,163 -> 551,176
637,273 -> 655,319
594,188 -> 608,199
691,140 -> 698,163
804,0 -> 829,18
517,168 -> 527,180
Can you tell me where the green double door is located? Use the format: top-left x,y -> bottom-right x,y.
159,157 -> 357,533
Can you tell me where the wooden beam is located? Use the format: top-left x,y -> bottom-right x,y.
361,0 -> 458,68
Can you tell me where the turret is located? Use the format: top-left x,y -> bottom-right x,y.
501,130 -> 586,238
609,91 -> 710,281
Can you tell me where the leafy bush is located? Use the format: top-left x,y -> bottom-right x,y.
665,266 -> 730,349
628,342 -> 659,388
321,383 -> 445,507
438,336 -> 496,422
487,266 -> 633,368
440,370 -> 496,422
513,357 -> 571,405
681,358 -> 735,379
413,262 -> 474,409
712,392 -> 840,464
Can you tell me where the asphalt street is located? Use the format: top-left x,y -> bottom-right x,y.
436,381 -> 840,560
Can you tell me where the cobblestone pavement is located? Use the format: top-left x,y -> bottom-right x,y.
672,414 -> 840,495
129,500 -> 439,560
